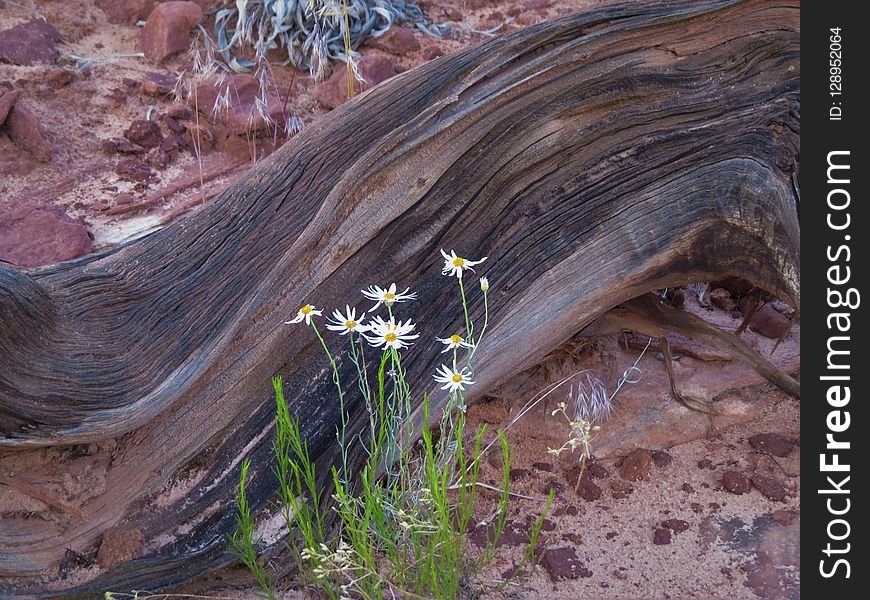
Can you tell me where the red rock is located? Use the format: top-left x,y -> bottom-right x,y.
619,448 -> 653,481
423,45 -> 447,60
532,461 -> 553,472
125,119 -> 163,148
115,159 -> 154,181
96,0 -> 159,24
709,287 -> 737,311
652,528 -> 671,545
563,532 -> 583,545
0,20 -> 61,66
662,519 -> 690,533
587,462 -> 609,479
697,458 -> 713,469
651,449 -> 673,468
523,0 -> 551,9
142,72 -> 178,96
576,474 -> 602,501
722,470 -> 751,494
315,55 -> 397,110
681,483 -> 694,493
751,475 -> 787,502
0,90 -> 20,124
166,104 -> 192,120
747,303 -> 790,338
771,509 -> 794,525
163,115 -> 185,134
508,468 -> 528,480
368,27 -> 422,55
540,547 -> 592,580
193,74 -> 285,135
46,68 -> 76,88
468,520 -> 529,548
7,104 -> 52,161
160,134 -> 185,154
141,1 -> 203,63
97,528 -> 144,568
150,149 -> 171,169
115,193 -> 134,205
748,433 -> 795,457
540,518 -> 556,532
0,207 -> 92,267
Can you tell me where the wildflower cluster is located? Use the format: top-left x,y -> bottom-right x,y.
230,248 -> 512,600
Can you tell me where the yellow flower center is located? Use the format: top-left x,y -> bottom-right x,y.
385,333 -> 398,343
384,292 -> 396,300
451,374 -> 463,383
450,335 -> 462,344
345,320 -> 357,329
301,305 -> 313,314
452,257 -> 465,267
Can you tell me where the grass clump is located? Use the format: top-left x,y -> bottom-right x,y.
228,249 -> 548,599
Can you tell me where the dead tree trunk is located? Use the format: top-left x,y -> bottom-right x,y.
0,0 -> 798,596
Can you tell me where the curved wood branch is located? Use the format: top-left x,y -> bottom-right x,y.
0,0 -> 798,595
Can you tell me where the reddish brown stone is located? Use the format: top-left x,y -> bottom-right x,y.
651,449 -> 673,468
619,448 -> 653,481
96,0 -> 159,24
576,474 -> 602,501
193,74 -> 285,135
46,68 -> 76,88
722,470 -> 751,494
771,509 -> 794,525
532,461 -> 553,472
751,475 -> 787,502
652,528 -> 672,545
468,520 -> 529,548
367,27 -> 421,55
748,303 -> 791,338
166,104 -> 192,120
142,72 -> 177,96
749,433 -> 795,457
141,1 -> 203,63
7,104 -> 52,161
662,519 -> 690,533
423,45 -> 447,60
115,159 -> 154,181
540,546 -> 592,580
97,528 -> 145,568
0,207 -> 92,267
315,55 -> 397,110
709,287 -> 737,311
125,119 -> 163,148
587,462 -> 609,479
0,20 -> 61,66
0,89 -> 19,124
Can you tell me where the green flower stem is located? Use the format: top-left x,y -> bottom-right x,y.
457,276 -> 472,340
311,321 -> 348,479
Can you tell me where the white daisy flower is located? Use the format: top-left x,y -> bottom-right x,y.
285,304 -> 322,326
433,363 -> 475,393
326,305 -> 367,335
436,334 -> 474,353
479,277 -> 489,292
363,315 -> 419,350
361,283 -> 417,310
440,249 -> 487,278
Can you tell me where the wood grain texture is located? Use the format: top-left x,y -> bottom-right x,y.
0,0 -> 799,595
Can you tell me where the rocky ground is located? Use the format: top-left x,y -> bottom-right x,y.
1,1 -> 799,598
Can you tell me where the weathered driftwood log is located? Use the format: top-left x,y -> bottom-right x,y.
0,0 -> 798,596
